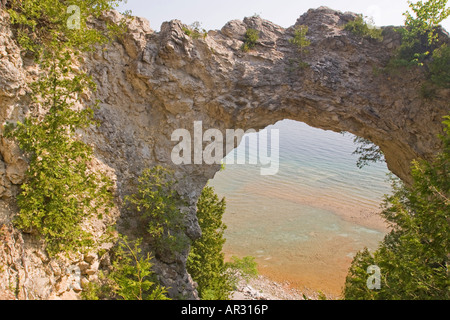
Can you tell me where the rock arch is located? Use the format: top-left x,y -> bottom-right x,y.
81,7 -> 449,297
89,7 -> 448,187
1,7 -> 448,299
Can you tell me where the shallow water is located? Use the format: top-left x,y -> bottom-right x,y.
209,120 -> 392,296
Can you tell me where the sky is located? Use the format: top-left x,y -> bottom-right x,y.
117,0 -> 450,32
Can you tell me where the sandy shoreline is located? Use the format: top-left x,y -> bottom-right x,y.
222,187 -> 391,298
225,249 -> 351,298
231,273 -> 339,300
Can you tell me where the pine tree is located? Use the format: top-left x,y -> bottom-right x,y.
187,186 -> 233,300
344,116 -> 450,300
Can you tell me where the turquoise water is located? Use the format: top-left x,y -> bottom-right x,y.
209,119 -> 392,296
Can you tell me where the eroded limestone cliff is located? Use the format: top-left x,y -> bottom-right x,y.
0,7 -> 449,299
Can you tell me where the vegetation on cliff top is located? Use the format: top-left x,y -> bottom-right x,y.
288,25 -> 311,69
241,28 -> 260,52
388,0 -> 450,88
344,15 -> 383,41
339,2 -> 449,300
182,21 -> 208,40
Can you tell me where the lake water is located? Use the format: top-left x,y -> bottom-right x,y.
208,119 -> 392,297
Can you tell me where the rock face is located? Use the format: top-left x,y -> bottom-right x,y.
0,7 -> 449,299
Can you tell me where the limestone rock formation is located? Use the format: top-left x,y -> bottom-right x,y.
0,6 -> 449,299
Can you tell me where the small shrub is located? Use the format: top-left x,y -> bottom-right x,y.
226,255 -> 259,287
430,44 -> 450,88
289,25 -> 311,52
289,25 -> 311,69
82,236 -> 170,300
344,15 -> 383,41
125,166 -> 190,257
183,21 -> 207,40
242,28 -> 259,52
389,28 -> 435,70
227,256 -> 258,278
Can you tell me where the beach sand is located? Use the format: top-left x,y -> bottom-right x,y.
221,186 -> 390,298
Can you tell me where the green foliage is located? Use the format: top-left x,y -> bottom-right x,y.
289,25 -> 311,50
187,187 -> 260,300
419,82 -> 438,100
344,15 -> 383,41
352,136 -> 386,169
403,0 -> 450,50
289,25 -> 311,69
6,0 -> 128,55
2,0 -> 131,257
82,236 -> 170,300
386,0 -> 450,88
344,117 -> 450,300
388,0 -> 450,70
342,248 -> 379,300
226,256 -> 259,285
242,28 -> 259,52
4,47 -> 114,257
187,186 -> 233,300
182,21 -> 207,40
125,166 -> 190,257
392,32 -> 432,69
430,44 -> 450,88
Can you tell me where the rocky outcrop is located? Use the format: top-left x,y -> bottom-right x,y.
0,7 -> 449,299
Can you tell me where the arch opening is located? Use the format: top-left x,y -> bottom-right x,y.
208,119 -> 393,297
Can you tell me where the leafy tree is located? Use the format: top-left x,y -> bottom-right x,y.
187,186 -> 233,300
4,48 -> 114,256
226,255 -> 259,284
82,236 -> 170,300
391,0 -> 450,68
352,136 -> 386,169
125,166 -> 190,257
5,0 -> 127,54
344,116 -> 450,300
402,0 -> 450,55
344,15 -> 383,41
3,0 -> 129,256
